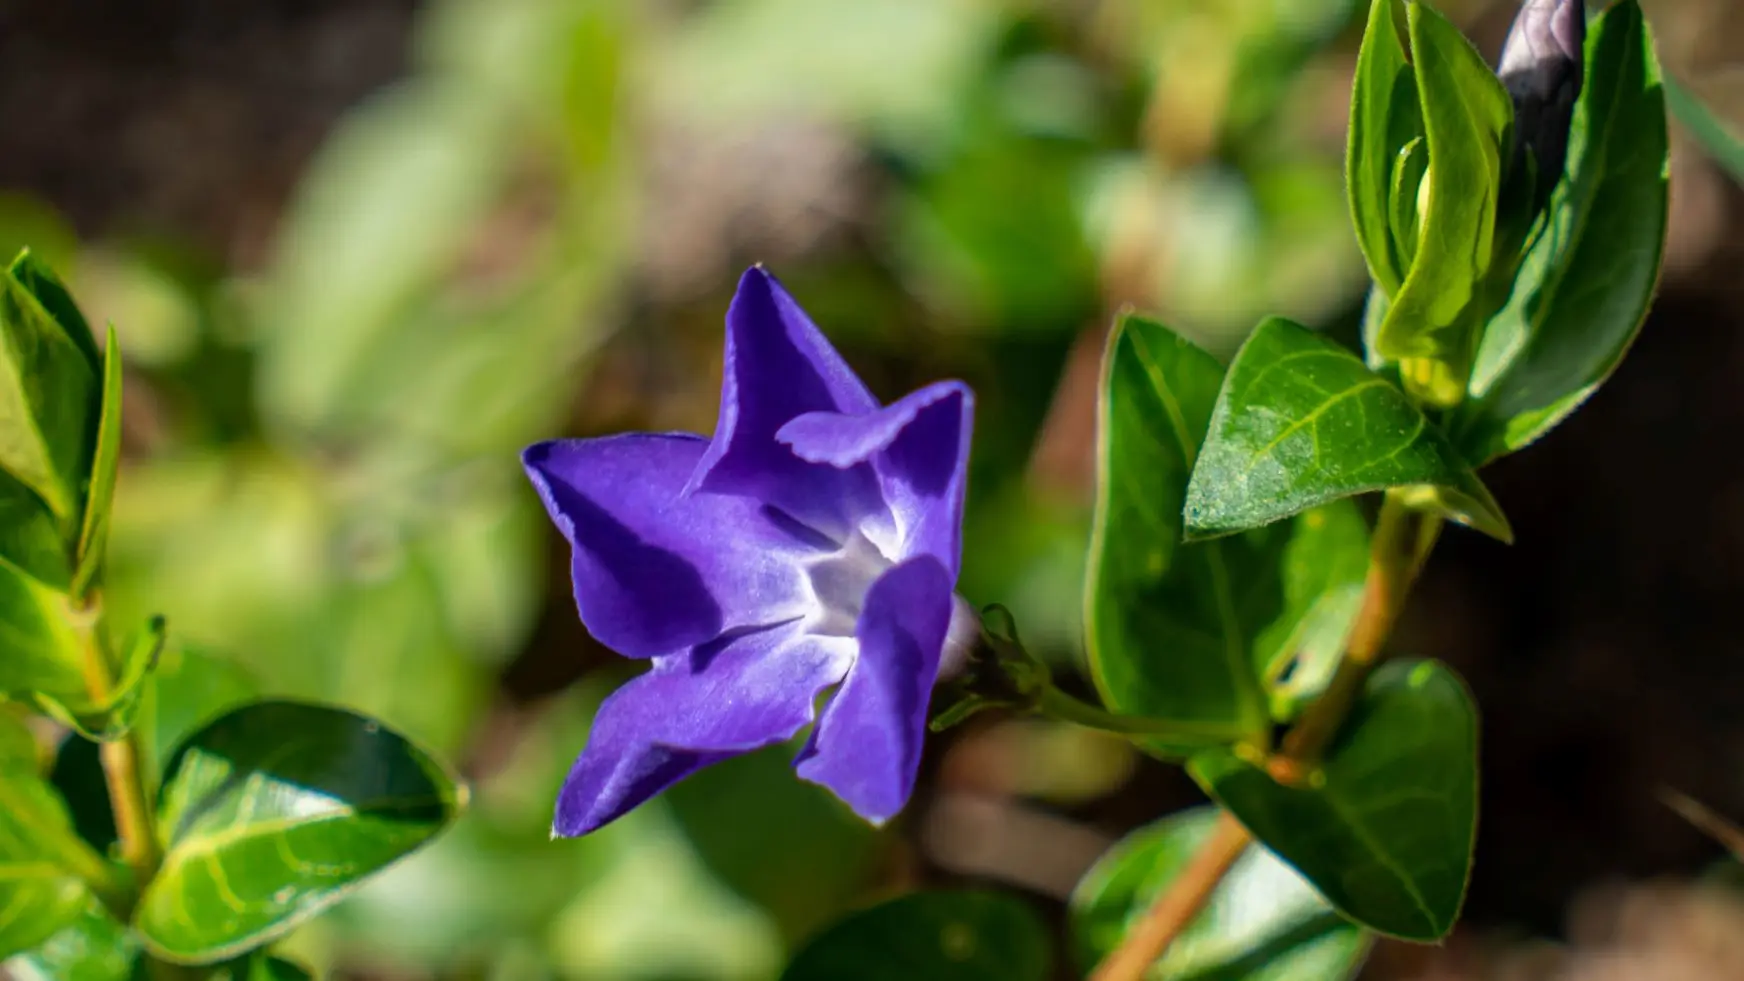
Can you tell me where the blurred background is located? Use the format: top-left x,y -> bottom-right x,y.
0,0 -> 1741,978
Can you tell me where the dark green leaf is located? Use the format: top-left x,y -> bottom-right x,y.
1085,316 -> 1373,751
135,700 -> 464,964
1371,2 -> 1514,400
0,261 -> 100,524
0,719 -> 115,959
1071,806 -> 1371,979
1183,318 -> 1510,542
1346,0 -> 1419,296
3,897 -> 141,981
70,325 -> 122,599
780,891 -> 1050,981
1664,75 -> 1744,183
0,475 -> 69,589
1457,1 -> 1668,462
50,735 -> 115,856
0,558 -> 89,711
1190,660 -> 1478,941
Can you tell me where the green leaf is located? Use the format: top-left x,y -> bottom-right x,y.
1346,0 -> 1420,296
34,616 -> 165,742
135,700 -> 464,964
1664,75 -> 1744,183
1071,806 -> 1371,980
1085,316 -> 1373,751
1255,502 -> 1370,721
1189,660 -> 1478,941
0,558 -> 89,711
3,897 -> 140,981
9,251 -> 99,372
0,259 -> 101,524
1183,318 -> 1510,542
780,891 -> 1050,981
70,325 -> 122,599
0,725 -> 115,959
134,642 -> 259,784
1371,2 -> 1514,397
1387,136 -> 1428,272
1457,1 -> 1669,462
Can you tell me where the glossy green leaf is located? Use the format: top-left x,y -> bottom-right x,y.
780,891 -> 1050,981
1254,502 -> 1370,721
1664,75 -> 1744,183
1346,0 -> 1420,296
1190,660 -> 1479,941
0,717 -> 114,959
0,558 -> 89,710
1371,2 -> 1514,395
1183,318 -> 1510,542
1085,316 -> 1372,751
3,898 -> 140,981
1072,806 -> 1370,980
0,257 -> 100,524
1457,1 -> 1668,462
70,325 -> 122,599
135,700 -> 464,964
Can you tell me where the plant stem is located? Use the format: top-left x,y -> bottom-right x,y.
1035,685 -> 1248,746
69,593 -> 162,897
1086,809 -> 1252,981
1089,490 -> 1441,981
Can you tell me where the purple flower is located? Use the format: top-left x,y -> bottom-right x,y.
524,267 -> 975,836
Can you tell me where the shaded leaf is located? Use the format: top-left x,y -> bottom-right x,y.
1372,3 -> 1514,400
135,700 -> 464,964
1184,318 -> 1509,541
211,953 -> 313,981
1458,1 -> 1668,461
1086,316 -> 1372,748
780,890 -> 1050,981
1071,806 -> 1370,979
1190,660 -> 1478,941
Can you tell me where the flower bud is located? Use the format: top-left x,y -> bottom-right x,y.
1498,0 -> 1585,200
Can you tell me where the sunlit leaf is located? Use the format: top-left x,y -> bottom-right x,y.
1072,806 -> 1370,979
1457,1 -> 1668,462
2,897 -> 139,981
1346,0 -> 1419,295
1184,318 -> 1509,541
135,701 -> 464,964
0,713 -> 110,960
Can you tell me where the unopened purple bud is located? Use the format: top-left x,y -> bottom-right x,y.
1498,0 -> 1584,197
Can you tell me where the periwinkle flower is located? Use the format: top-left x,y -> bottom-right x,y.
524,267 -> 975,836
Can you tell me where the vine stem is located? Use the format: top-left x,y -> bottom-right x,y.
1036,686 -> 1248,746
1089,491 -> 1440,981
69,593 -> 162,896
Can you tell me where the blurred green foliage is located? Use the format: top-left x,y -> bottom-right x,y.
0,0 -> 1464,976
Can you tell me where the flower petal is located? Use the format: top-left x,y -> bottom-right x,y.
554,621 -> 853,836
777,381 -> 973,575
794,555 -> 955,824
524,434 -> 817,658
688,267 -> 883,536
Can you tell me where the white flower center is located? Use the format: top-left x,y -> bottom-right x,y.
804,527 -> 896,638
